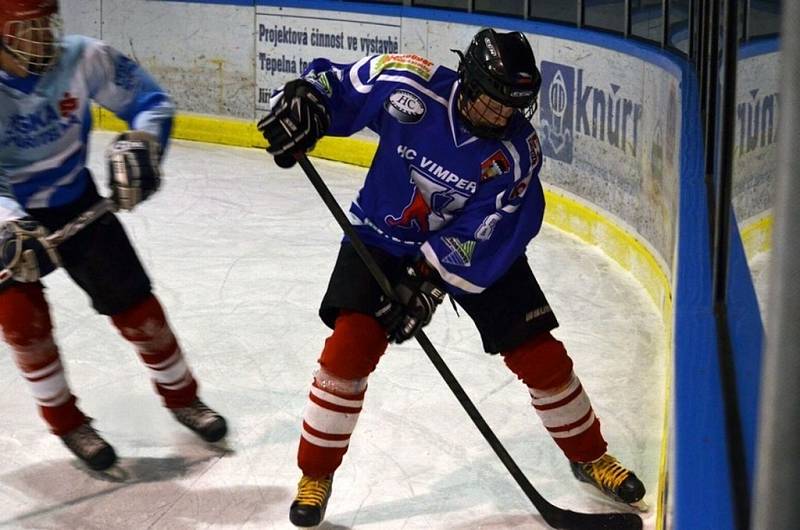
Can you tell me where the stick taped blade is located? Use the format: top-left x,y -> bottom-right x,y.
544,510 -> 643,530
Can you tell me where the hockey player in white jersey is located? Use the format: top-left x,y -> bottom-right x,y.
0,0 -> 226,471
260,28 -> 646,526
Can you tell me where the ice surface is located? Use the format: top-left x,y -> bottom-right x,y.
0,132 -> 666,529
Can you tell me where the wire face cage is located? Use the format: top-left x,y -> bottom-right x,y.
1,13 -> 62,75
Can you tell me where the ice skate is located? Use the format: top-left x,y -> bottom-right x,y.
570,453 -> 645,504
170,398 -> 227,442
59,419 -> 117,471
289,474 -> 333,527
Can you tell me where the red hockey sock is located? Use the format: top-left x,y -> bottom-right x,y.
111,294 -> 197,408
318,311 -> 389,380
0,283 -> 84,435
298,311 -> 388,477
504,332 -> 607,462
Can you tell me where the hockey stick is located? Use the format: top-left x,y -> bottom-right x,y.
294,153 -> 642,530
0,198 -> 117,286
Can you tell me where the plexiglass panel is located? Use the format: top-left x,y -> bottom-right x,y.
530,0 -> 578,25
584,0 -> 625,33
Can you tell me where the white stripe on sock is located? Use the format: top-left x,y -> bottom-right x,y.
548,411 -> 597,439
304,400 -> 360,435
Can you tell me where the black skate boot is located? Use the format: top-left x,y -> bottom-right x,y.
570,453 -> 645,504
289,474 -> 333,527
170,398 -> 227,442
59,419 -> 117,471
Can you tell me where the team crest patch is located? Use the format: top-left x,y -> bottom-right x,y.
480,150 -> 510,181
384,89 -> 426,124
441,237 -> 476,267
527,132 -> 542,168
371,54 -> 435,81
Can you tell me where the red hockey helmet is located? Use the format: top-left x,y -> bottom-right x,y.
0,0 -> 61,75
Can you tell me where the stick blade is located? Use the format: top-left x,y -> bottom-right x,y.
544,509 -> 643,530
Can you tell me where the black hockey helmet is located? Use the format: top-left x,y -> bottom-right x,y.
454,28 -> 541,138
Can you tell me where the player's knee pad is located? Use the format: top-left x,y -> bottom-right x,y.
0,283 -> 57,367
110,294 -> 178,354
110,294 -> 187,383
110,294 -> 165,332
502,331 -> 574,391
318,310 -> 389,381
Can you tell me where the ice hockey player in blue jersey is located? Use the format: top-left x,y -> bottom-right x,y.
0,0 -> 227,471
259,28 -> 646,526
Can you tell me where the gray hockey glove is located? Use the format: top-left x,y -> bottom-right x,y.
0,218 -> 60,283
107,130 -> 162,210
375,257 -> 446,344
257,79 -> 330,167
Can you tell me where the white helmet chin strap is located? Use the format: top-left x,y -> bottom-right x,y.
1,14 -> 62,75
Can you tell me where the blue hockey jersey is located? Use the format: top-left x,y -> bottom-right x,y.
294,54 -> 545,295
0,35 -> 174,221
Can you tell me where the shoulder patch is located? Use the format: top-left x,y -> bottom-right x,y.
527,132 -> 542,168
370,54 -> 435,81
480,149 -> 511,181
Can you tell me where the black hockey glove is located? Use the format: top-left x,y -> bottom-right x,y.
0,217 -> 60,283
257,79 -> 330,167
375,257 -> 446,344
106,130 -> 162,211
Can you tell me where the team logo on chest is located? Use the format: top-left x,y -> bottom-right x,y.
387,146 -> 475,233
384,89 -> 426,124
3,98 -> 81,149
385,170 -> 467,233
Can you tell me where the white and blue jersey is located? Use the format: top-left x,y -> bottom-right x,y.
0,35 -> 174,221
296,54 -> 545,295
